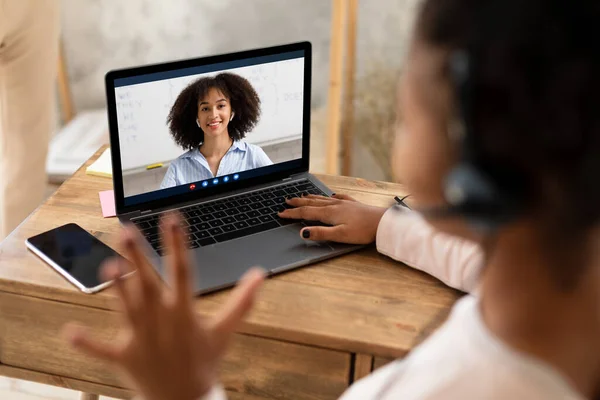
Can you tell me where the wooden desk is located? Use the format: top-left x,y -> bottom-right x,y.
0,147 -> 461,399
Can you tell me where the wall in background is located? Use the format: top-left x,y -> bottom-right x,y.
61,0 -> 421,180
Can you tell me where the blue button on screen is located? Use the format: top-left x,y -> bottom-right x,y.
223,176 -> 229,182
233,174 -> 240,180
213,178 -> 219,185
201,181 -> 208,187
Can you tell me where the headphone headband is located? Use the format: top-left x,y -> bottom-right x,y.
416,49 -> 522,232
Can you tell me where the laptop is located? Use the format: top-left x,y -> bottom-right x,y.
105,41 -> 361,294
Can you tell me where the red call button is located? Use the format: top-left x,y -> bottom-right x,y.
189,184 -> 196,190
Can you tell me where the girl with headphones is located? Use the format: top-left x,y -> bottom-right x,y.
65,0 -> 600,398
160,73 -> 273,189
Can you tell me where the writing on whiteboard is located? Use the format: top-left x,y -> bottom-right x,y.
115,58 -> 305,170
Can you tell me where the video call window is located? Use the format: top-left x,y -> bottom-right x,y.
114,54 -> 305,199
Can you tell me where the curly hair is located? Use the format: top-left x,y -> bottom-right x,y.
416,0 -> 600,288
166,72 -> 261,150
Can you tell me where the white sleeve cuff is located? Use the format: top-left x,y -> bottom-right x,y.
375,205 -> 483,293
375,206 -> 416,257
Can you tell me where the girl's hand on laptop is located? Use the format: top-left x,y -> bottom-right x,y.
279,194 -> 387,244
62,213 -> 265,400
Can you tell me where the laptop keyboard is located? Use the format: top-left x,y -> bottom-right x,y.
132,180 -> 325,255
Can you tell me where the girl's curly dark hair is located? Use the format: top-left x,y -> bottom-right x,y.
417,0 -> 600,288
167,72 -> 261,150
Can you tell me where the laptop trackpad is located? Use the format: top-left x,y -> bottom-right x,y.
189,225 -> 334,292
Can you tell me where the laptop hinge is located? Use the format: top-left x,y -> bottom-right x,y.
140,209 -> 153,215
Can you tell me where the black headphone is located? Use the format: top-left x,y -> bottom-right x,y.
416,50 -> 524,232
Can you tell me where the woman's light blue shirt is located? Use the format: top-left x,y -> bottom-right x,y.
159,141 -> 273,189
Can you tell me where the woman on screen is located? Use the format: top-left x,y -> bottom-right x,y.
159,72 -> 273,189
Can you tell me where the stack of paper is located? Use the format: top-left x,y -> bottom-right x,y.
46,109 -> 109,182
86,148 -> 112,178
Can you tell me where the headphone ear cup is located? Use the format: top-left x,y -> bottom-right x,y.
444,163 -> 508,231
444,164 -> 496,205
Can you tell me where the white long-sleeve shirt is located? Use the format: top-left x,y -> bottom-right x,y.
201,207 -> 584,400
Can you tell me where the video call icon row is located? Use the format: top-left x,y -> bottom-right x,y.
190,174 -> 240,191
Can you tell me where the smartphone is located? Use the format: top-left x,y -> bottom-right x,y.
26,223 -> 127,293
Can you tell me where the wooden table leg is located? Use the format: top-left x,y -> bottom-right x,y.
80,393 -> 99,400
326,0 -> 347,175
326,0 -> 359,176
341,0 -> 358,177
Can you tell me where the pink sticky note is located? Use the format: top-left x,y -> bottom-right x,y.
99,190 -> 116,218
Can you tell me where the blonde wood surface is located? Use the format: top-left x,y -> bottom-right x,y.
227,393 -> 273,400
0,364 -> 133,399
0,291 -> 123,388
341,0 -> 357,176
1,353 -> 348,400
353,354 -> 373,382
222,335 -> 350,399
373,356 -> 395,371
79,394 -> 99,400
0,146 -> 460,397
0,290 -> 349,399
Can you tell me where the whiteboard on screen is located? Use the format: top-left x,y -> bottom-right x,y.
115,58 -> 305,171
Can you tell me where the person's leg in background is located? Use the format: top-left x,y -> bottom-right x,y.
0,0 -> 60,240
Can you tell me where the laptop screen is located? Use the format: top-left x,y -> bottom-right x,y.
107,45 -> 309,210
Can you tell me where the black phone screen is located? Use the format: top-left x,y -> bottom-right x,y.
27,223 -> 123,289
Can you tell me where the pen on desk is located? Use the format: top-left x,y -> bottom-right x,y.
394,195 -> 411,209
